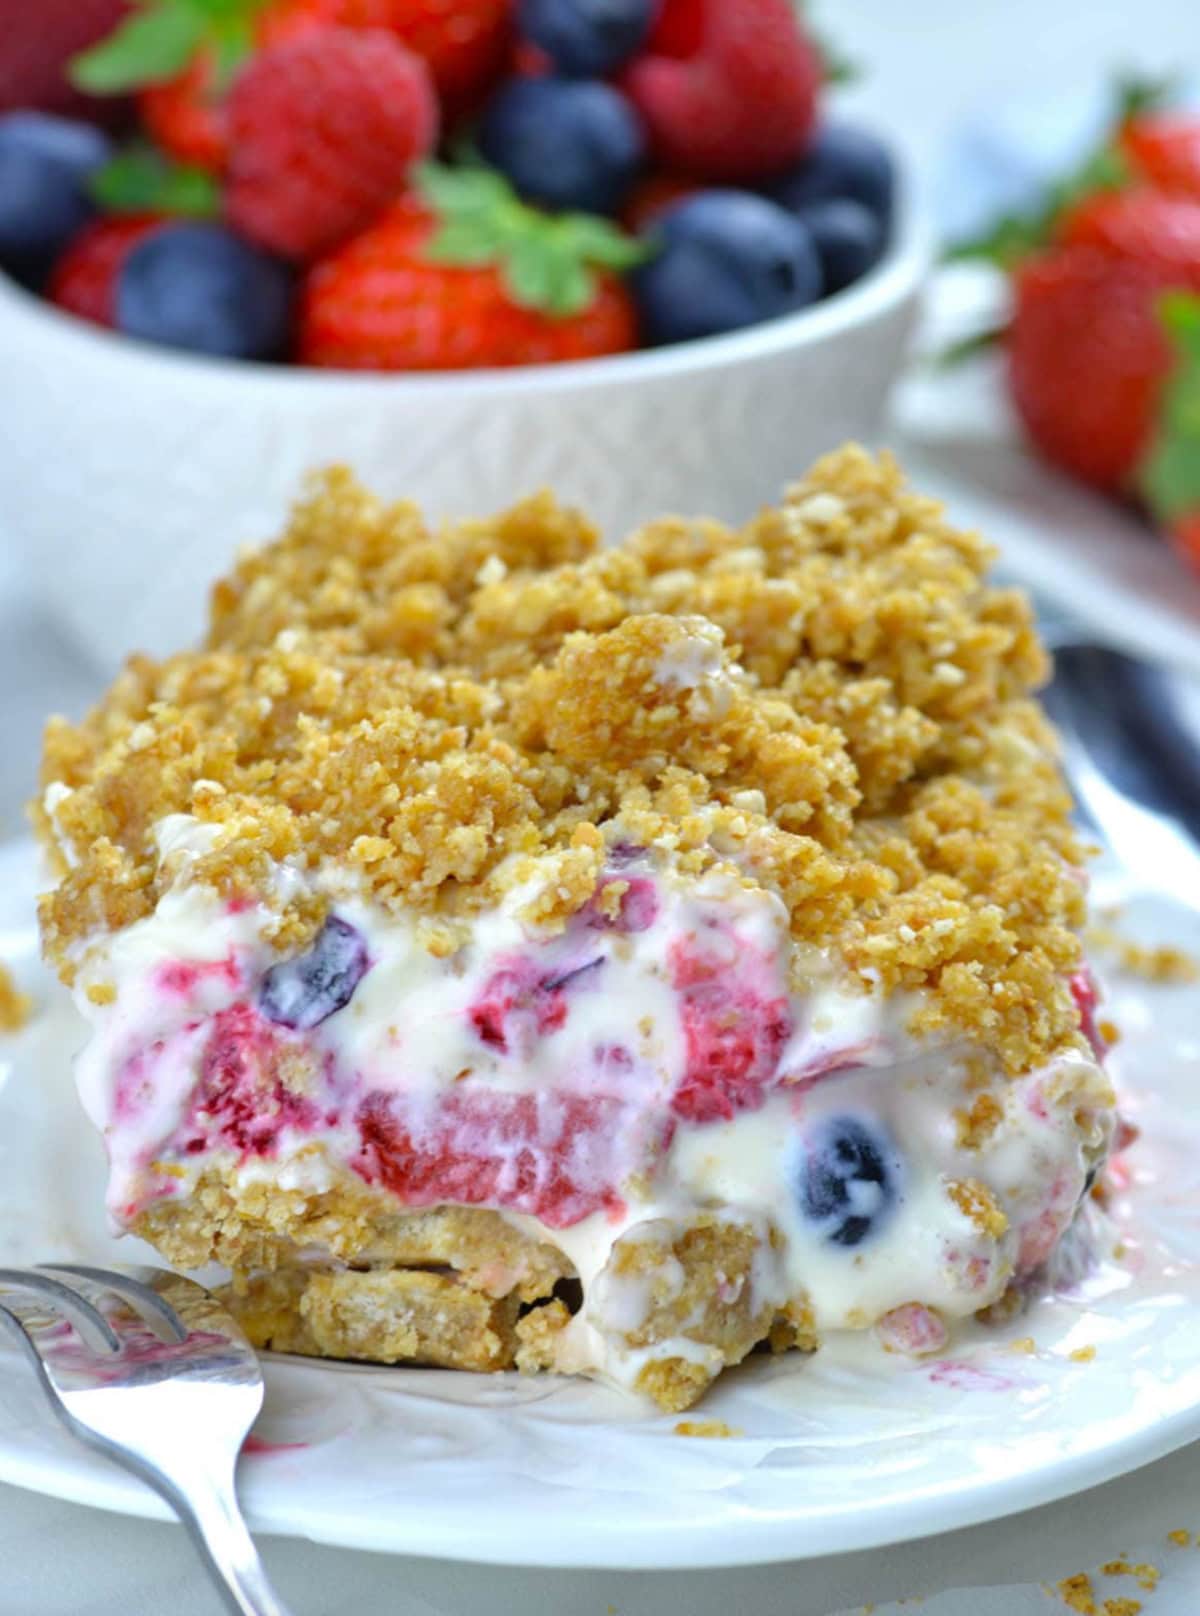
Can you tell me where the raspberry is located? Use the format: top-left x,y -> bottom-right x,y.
621,0 -> 821,182
225,26 -> 437,260
263,0 -> 513,119
0,0 -> 130,124
155,956 -> 241,996
669,938 -> 793,1123
467,956 -> 599,1055
181,1003 -> 320,1158
354,1089 -> 651,1227
620,170 -> 699,231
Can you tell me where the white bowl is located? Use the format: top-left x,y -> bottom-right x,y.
1,210 -> 927,672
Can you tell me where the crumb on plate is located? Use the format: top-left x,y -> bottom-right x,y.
1086,927 -> 1199,984
0,963 -> 31,1032
673,1419 -> 742,1438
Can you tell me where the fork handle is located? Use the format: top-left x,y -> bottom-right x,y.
172,1471 -> 295,1616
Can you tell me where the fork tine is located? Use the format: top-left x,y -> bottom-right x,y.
1,1275 -> 292,1613
40,1265 -> 188,1344
0,1300 -> 63,1392
0,1268 -> 120,1353
0,1299 -> 46,1356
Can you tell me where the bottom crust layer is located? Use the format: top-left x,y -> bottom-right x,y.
138,1167 -> 820,1412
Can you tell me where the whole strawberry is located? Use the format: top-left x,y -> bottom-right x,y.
226,27 -> 437,259
621,0 -> 821,182
1008,247 -> 1179,492
1056,189 -> 1200,288
298,164 -> 640,368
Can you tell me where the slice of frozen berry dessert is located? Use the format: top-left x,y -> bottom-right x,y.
36,447 -> 1117,1412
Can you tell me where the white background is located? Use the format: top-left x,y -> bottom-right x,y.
2,0 -> 1199,1610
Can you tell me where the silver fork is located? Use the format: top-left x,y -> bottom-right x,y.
0,1263 -> 294,1616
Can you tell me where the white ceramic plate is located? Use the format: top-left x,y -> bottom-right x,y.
888,271 -> 1200,680
1,836 -> 1199,1569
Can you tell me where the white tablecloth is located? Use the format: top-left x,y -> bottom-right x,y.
4,0 -> 1200,1608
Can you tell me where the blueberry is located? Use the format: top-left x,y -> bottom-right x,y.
767,124 -> 896,232
795,1116 -> 900,1248
478,77 -> 646,215
0,112 -> 111,283
258,917 -> 369,1031
518,0 -> 655,77
115,222 -> 293,360
795,198 -> 886,295
633,190 -> 822,346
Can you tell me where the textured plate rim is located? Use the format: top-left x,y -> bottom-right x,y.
0,1384 -> 1198,1568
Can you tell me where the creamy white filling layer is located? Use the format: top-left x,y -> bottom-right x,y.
66,816 -> 1115,1393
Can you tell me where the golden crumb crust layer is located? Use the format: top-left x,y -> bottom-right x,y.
38,447 -> 1086,1072
146,1170 -> 818,1411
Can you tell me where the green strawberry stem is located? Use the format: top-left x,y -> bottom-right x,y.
945,147 -> 1131,270
930,324 -> 1007,369
795,3 -> 859,86
416,162 -> 652,320
70,0 -> 269,95
811,33 -> 858,87
89,143 -> 220,216
1140,292 -> 1200,523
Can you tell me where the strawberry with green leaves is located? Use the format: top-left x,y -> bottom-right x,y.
298,163 -> 643,369
71,0 -> 271,171
1006,183 -> 1200,494
1007,247 -> 1180,492
1141,293 -> 1200,574
71,0 -> 511,174
950,80 -> 1200,570
75,1 -> 439,260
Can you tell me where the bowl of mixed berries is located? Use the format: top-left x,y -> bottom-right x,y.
0,0 -> 925,669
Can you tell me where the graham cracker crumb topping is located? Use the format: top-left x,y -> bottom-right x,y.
37,447 -> 1088,1072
